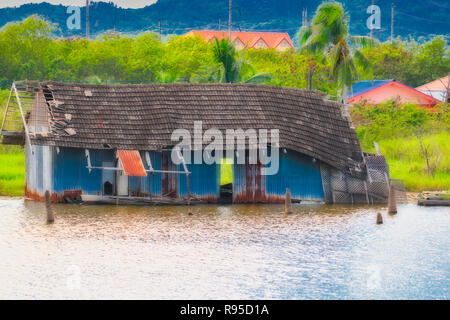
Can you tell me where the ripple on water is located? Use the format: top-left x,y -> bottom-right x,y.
0,199 -> 449,299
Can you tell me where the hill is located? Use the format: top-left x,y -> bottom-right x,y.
0,1 -> 448,42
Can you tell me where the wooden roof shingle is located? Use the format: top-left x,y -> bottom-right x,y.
31,82 -> 363,174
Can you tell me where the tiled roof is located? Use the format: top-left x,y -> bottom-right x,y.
187,30 -> 294,49
32,82 -> 363,174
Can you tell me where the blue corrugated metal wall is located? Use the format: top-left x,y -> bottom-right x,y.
178,156 -> 220,201
52,148 -> 114,196
265,150 -> 324,201
27,146 -> 324,203
130,151 -> 162,197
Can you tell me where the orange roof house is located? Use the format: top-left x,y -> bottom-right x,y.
347,80 -> 438,108
186,30 -> 294,51
416,76 -> 449,102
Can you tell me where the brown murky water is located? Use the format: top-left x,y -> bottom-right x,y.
0,198 -> 449,299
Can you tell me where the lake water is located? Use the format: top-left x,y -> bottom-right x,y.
0,198 -> 448,300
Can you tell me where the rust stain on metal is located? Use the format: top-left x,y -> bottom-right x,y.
162,152 -> 177,198
117,150 -> 147,177
25,186 -> 82,203
233,153 -> 268,204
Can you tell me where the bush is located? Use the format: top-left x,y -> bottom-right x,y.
351,100 -> 434,150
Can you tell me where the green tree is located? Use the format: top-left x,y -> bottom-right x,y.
0,15 -> 54,82
193,39 -> 270,84
297,1 -> 375,97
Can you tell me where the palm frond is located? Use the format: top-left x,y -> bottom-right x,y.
353,48 -> 373,76
350,35 -> 378,49
244,73 -> 272,84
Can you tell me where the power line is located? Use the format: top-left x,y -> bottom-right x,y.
391,3 -> 394,42
86,0 -> 90,39
228,0 -> 232,41
396,10 -> 450,24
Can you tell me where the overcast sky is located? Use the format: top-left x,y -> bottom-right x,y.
0,1 -> 157,9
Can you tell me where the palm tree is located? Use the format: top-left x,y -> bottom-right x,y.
298,1 -> 376,98
192,39 -> 270,84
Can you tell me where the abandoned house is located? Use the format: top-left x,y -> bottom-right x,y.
0,81 -> 390,205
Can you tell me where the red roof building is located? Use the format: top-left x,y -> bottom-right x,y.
347,80 -> 438,108
186,30 -> 294,51
416,76 -> 449,102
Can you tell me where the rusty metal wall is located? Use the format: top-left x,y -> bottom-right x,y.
232,149 -> 324,203
233,150 -> 266,203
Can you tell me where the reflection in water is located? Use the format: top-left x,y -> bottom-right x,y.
0,198 -> 448,299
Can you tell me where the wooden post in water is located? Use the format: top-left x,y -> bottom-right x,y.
376,212 -> 383,224
285,188 -> 293,214
45,191 -> 54,224
388,183 -> 397,214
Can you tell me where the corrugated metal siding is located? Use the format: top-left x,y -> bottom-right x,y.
178,156 -> 220,202
25,144 -> 53,199
265,150 -> 324,201
117,150 -> 147,177
162,151 -> 178,197
233,151 -> 266,203
52,148 -> 114,197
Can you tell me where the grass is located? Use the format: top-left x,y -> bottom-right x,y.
0,146 -> 25,196
0,89 -> 25,196
220,158 -> 233,186
375,132 -> 450,192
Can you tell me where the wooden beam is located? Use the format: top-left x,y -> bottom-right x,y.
145,151 -> 154,173
86,166 -> 189,175
0,86 -> 13,134
12,83 -> 33,154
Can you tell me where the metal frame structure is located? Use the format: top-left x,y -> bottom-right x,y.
0,82 -> 37,153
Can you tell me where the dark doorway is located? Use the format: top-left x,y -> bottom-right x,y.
219,158 -> 233,203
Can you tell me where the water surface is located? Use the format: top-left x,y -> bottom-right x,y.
0,198 -> 448,299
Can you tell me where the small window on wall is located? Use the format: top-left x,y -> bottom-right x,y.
233,39 -> 245,50
255,40 -> 268,49
277,40 -> 291,51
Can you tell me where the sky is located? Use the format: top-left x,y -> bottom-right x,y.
0,1 -> 157,9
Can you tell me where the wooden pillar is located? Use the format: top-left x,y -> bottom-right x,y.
388,183 -> 397,214
285,188 -> 293,214
45,190 -> 54,223
376,212 -> 383,224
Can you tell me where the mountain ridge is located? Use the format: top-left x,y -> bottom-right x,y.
0,1 -> 448,42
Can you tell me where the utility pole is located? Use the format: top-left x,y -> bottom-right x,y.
159,20 -> 162,40
370,0 -> 374,39
302,8 -> 308,27
86,0 -> 90,39
391,3 -> 395,42
228,0 -> 232,41
219,18 -> 221,31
